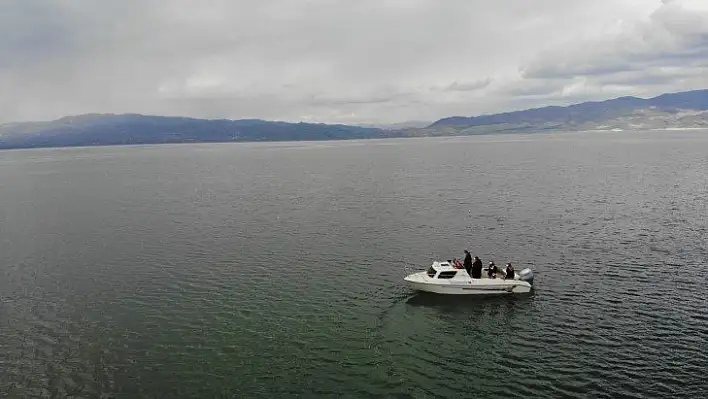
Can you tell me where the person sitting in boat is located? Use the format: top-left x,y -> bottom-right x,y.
471,256 -> 483,278
505,263 -> 515,280
463,250 -> 473,275
487,261 -> 498,278
453,258 -> 464,269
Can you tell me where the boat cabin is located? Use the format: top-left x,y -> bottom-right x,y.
425,260 -> 510,280
426,261 -> 467,279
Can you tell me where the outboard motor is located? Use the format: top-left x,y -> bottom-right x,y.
518,268 -> 534,284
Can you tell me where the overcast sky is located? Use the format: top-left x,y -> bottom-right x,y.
1,0 -> 707,124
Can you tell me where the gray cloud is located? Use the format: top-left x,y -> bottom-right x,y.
440,78 -> 493,92
515,0 -> 708,106
0,0 -> 707,124
592,66 -> 704,86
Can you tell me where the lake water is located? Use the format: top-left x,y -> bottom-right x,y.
1,130 -> 707,398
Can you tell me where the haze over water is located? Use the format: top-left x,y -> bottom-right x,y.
1,130 -> 707,398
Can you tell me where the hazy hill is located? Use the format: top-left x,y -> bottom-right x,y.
353,121 -> 432,130
1,89 -> 706,150
427,89 -> 708,133
0,114 -> 385,149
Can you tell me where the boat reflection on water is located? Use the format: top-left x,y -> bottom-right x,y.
405,290 -> 535,308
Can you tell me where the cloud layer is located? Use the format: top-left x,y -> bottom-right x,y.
1,0 -> 707,124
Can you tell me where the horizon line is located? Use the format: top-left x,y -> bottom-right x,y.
3,87 -> 706,128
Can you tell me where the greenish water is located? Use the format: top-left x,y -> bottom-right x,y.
1,131 -> 707,398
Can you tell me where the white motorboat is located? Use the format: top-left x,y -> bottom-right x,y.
404,260 -> 534,295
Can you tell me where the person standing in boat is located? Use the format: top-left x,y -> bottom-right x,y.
463,250 -> 473,275
505,263 -> 515,280
471,256 -> 483,278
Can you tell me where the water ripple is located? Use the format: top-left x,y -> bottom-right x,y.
2,133 -> 708,397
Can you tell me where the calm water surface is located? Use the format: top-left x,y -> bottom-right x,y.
1,131 -> 707,398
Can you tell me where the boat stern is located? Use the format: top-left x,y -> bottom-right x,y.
517,268 -> 534,284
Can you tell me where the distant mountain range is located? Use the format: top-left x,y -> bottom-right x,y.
0,114 -> 388,150
1,89 -> 706,150
353,120 -> 432,130
424,89 -> 708,135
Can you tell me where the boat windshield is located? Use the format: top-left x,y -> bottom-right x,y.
437,271 -> 457,279
426,266 -> 436,277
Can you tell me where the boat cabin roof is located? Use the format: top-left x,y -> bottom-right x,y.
431,261 -> 458,271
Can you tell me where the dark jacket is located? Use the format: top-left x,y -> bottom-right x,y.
463,253 -> 473,272
471,258 -> 483,278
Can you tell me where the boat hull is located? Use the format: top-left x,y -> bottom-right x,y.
404,271 -> 532,295
405,281 -> 530,295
